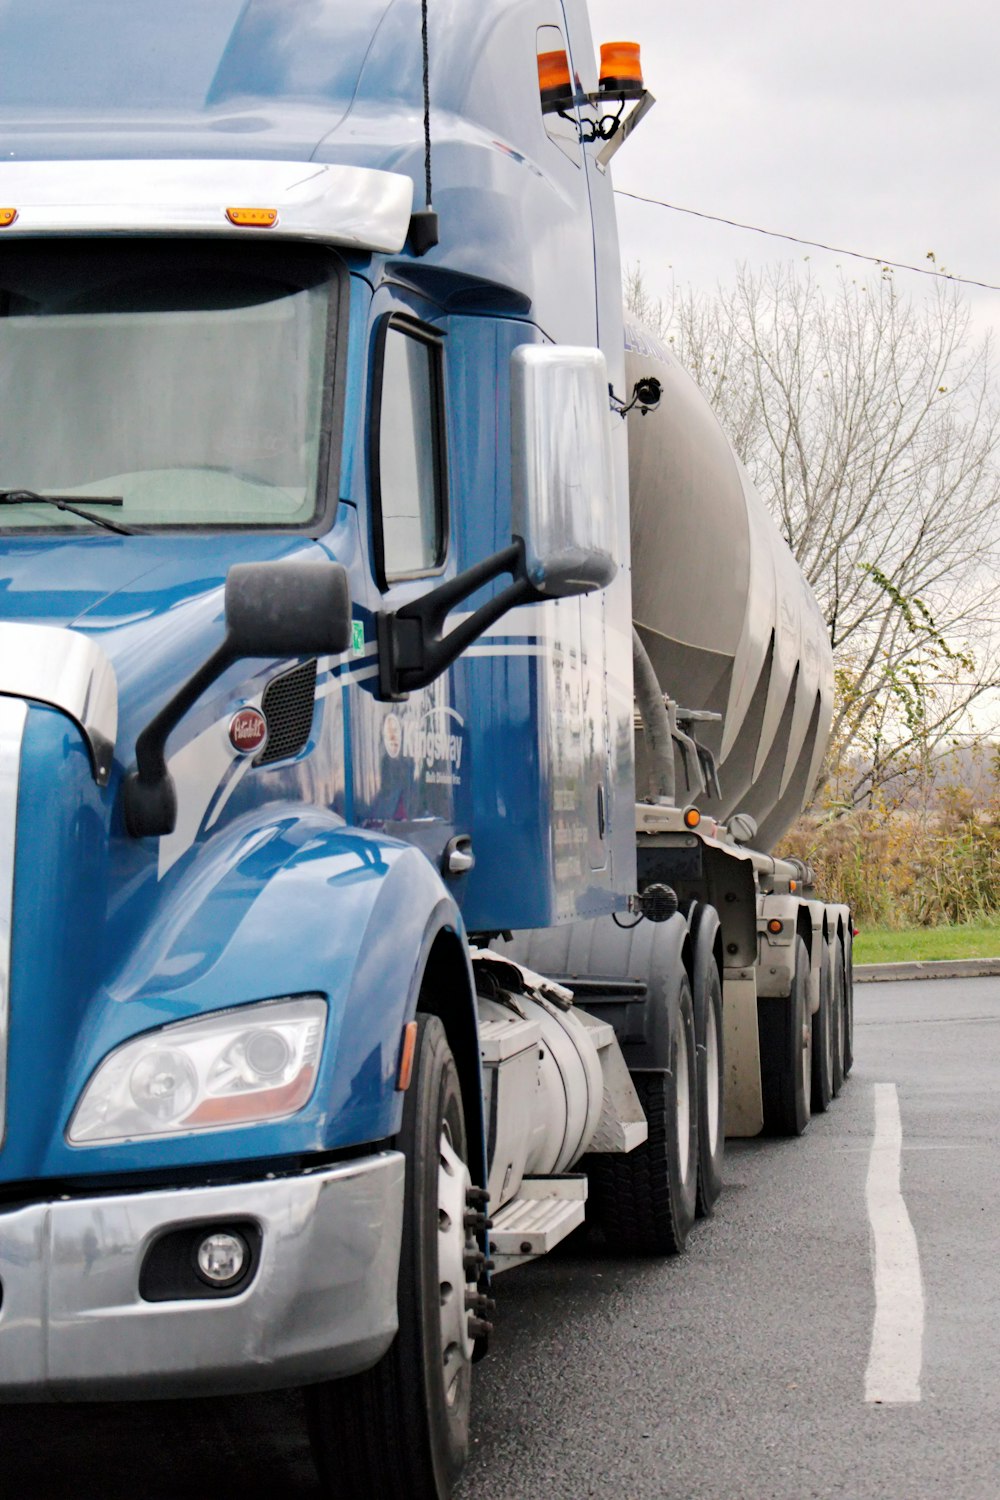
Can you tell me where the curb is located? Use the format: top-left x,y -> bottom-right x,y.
855,957 -> 1000,983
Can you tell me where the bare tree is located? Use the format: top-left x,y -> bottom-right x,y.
631,263 -> 1000,806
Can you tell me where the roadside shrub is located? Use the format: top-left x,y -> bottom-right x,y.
778,802 -> 1000,928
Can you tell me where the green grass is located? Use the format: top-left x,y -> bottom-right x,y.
853,920 -> 1000,965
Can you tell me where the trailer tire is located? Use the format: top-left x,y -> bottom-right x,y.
811,939 -> 834,1113
830,937 -> 846,1097
306,1015 -> 474,1500
842,929 -> 855,1076
758,935 -> 812,1137
586,977 -> 698,1255
695,958 -> 725,1217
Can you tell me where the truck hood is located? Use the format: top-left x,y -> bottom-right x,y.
0,532 -> 333,752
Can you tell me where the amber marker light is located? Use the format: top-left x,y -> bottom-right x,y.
225,207 -> 278,228
598,40 -> 643,95
396,1020 -> 419,1092
683,807 -> 701,829
538,48 -> 574,113
767,918 -> 783,935
0,209 -> 18,227
789,879 -> 798,893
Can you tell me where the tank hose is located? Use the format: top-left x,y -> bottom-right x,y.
632,627 -> 675,804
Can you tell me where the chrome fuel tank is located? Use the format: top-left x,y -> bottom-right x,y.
625,321 -> 833,850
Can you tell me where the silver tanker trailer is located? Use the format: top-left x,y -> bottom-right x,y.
500,319 -> 852,1256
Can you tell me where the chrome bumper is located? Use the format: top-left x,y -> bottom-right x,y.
0,1151 -> 405,1401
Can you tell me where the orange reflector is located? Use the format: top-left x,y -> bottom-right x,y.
0,208 -> 17,228
599,40 -> 643,91
767,918 -> 783,934
683,807 -> 701,829
226,207 -> 278,228
789,879 -> 798,893
396,1020 -> 419,1092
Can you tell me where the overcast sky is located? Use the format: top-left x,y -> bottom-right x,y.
585,0 -> 1000,332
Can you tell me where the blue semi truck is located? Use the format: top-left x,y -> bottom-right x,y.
0,3 -> 853,1495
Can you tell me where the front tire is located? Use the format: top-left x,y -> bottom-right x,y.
307,1015 -> 475,1500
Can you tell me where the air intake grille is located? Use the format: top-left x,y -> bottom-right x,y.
255,659 -> 318,766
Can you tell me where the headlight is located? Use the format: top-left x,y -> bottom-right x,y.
68,996 -> 327,1145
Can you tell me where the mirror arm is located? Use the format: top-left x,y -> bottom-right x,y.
124,635 -> 237,839
377,540 -> 537,699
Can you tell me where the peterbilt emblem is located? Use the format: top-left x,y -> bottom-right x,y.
229,707 -> 267,755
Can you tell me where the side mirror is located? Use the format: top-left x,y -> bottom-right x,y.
225,561 -> 352,658
376,345 -> 620,699
510,344 -> 618,596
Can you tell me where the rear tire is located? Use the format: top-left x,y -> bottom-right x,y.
759,935 -> 812,1137
586,976 -> 699,1254
306,1015 -> 475,1500
694,959 -> 725,1217
830,937 -> 846,1097
842,928 -> 855,1076
811,939 -> 834,1113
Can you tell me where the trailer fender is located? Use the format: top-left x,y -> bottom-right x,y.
59,807 -> 482,1178
497,913 -> 692,1074
685,901 -> 722,1020
756,892 -> 802,999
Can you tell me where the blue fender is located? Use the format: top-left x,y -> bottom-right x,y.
40,806 -> 479,1178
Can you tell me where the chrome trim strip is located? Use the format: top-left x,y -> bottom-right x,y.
0,159 -> 414,253
0,624 -> 117,784
0,697 -> 26,1150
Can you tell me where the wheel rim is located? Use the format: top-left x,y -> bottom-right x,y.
676,1019 -> 691,1183
437,1124 -> 475,1407
704,999 -> 721,1158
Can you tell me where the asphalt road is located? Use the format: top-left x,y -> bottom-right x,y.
1,977 -> 997,1499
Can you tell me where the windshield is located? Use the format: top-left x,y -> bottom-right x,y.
0,242 -> 336,530
0,0 -> 392,113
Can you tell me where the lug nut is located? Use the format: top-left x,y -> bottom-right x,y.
465,1187 -> 490,1207
463,1210 -> 494,1232
464,1291 -> 497,1315
467,1315 -> 493,1339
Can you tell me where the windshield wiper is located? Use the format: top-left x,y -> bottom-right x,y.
0,489 -> 132,536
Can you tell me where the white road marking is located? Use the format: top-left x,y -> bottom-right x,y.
864,1082 -> 925,1403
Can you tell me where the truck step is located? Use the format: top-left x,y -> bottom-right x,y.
490,1175 -> 587,1273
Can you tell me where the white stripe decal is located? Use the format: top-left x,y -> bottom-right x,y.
864,1082 -> 925,1404
464,644 -> 546,659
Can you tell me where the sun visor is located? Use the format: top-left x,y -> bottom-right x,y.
0,159 -> 413,252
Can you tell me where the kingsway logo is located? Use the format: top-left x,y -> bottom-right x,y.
384,705 -> 465,785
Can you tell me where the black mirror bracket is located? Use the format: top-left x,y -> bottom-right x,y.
124,637 -> 237,839
124,560 -> 352,840
377,540 -> 537,700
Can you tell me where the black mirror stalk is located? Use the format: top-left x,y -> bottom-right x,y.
125,561 -> 352,839
377,540 -> 536,699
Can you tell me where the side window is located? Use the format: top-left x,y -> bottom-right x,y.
372,317 -> 447,585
